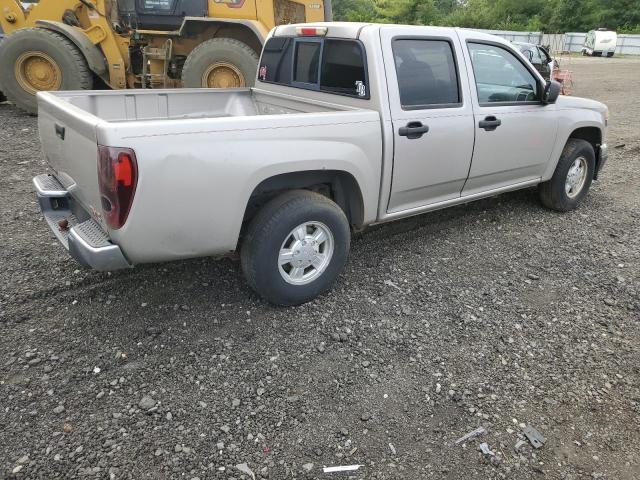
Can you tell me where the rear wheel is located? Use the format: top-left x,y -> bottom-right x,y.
539,139 -> 595,212
241,190 -> 351,306
181,38 -> 258,89
0,28 -> 93,114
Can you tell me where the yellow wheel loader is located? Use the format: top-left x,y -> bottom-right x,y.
0,0 -> 331,113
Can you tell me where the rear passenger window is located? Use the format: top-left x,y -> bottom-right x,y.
392,39 -> 461,109
530,47 -> 542,64
538,47 -> 551,64
321,39 -> 367,97
259,37 -> 369,99
294,41 -> 321,84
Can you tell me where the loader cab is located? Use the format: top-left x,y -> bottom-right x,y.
117,0 -> 208,30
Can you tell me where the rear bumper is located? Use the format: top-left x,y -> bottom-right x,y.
595,143 -> 608,180
33,174 -> 131,271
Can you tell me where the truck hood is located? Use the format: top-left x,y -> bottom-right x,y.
555,95 -> 607,115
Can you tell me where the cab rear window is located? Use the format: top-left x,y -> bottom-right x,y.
258,37 -> 369,99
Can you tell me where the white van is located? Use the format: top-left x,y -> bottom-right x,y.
582,29 -> 617,57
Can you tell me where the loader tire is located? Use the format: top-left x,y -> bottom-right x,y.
181,38 -> 259,89
0,28 -> 93,114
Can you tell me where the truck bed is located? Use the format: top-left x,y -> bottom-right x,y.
45,87 -> 351,122
36,87 -> 382,266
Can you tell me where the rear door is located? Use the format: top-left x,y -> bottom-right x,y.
458,34 -> 558,195
381,27 -> 475,213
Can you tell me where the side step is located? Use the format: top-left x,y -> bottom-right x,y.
33,173 -> 69,198
33,174 -> 76,249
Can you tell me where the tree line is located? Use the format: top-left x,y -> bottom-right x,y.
333,0 -> 640,33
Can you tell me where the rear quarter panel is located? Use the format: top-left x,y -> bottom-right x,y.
98,111 -> 382,263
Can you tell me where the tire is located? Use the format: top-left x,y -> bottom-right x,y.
0,28 -> 93,114
539,139 -> 596,212
181,38 -> 259,89
241,190 -> 351,306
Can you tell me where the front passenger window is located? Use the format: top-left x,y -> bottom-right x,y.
468,43 -> 539,104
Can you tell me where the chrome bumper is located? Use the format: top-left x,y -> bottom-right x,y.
33,174 -> 131,271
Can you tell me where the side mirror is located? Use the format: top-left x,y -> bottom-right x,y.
542,80 -> 561,104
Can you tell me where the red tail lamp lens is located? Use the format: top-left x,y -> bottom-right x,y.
97,145 -> 138,229
296,26 -> 328,36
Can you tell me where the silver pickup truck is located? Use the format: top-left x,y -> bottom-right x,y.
34,22 -> 609,305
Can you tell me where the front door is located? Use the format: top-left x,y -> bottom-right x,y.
460,38 -> 559,195
381,28 -> 475,213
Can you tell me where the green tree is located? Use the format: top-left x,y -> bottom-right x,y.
333,0 -> 378,22
374,0 -> 440,24
593,0 -> 640,31
545,0 -> 595,32
331,0 -> 640,33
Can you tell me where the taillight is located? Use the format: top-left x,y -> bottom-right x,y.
97,145 -> 138,229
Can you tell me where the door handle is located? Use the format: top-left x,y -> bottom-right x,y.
399,121 -> 429,139
479,116 -> 501,131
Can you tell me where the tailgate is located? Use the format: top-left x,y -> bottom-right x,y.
37,92 -> 104,227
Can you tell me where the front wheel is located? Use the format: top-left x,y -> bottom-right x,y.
0,28 -> 93,114
241,190 -> 350,306
538,139 -> 595,212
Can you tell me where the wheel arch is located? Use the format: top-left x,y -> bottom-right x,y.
243,170 -> 365,230
569,126 -> 603,172
34,21 -> 108,77
568,126 -> 602,152
179,18 -> 267,55
542,123 -> 604,181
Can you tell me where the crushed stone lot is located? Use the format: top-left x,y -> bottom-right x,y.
1,56 -> 639,479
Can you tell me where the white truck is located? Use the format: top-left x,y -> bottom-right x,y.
34,22 -> 609,305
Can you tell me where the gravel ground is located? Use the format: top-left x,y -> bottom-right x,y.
1,56 -> 639,480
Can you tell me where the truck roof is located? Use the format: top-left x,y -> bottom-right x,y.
273,22 -> 507,44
